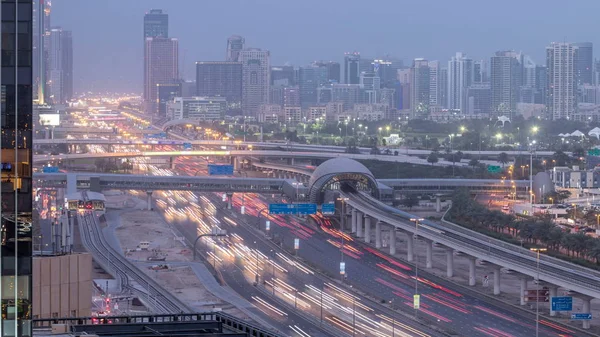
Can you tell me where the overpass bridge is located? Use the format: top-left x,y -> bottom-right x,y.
51,127 -> 163,135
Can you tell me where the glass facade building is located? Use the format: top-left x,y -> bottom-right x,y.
1,0 -> 34,336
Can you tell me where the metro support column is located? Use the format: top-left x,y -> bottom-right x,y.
375,221 -> 382,248
146,191 -> 153,211
351,208 -> 357,233
389,226 -> 396,255
425,240 -> 433,269
493,266 -> 501,295
468,257 -> 477,286
356,211 -> 364,237
446,248 -> 454,277
406,232 -> 414,262
364,216 -> 371,243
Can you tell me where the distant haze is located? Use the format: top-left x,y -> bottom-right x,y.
53,0 -> 600,93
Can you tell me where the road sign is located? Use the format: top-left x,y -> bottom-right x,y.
183,142 -> 192,150
208,164 -> 234,176
42,166 -> 59,173
269,204 -> 297,215
265,221 -> 270,231
487,165 -> 502,173
571,313 -> 592,320
297,203 -> 317,215
321,203 -> 335,215
588,149 -> 600,156
551,296 -> 573,312
340,262 -> 346,275
413,295 -> 420,309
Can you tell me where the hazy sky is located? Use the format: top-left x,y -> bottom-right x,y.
53,0 -> 600,93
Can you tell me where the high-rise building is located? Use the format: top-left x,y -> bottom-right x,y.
283,86 -> 301,107
298,65 -> 328,107
144,37 -> 179,114
546,42 -> 578,120
226,35 -> 245,62
344,52 -> 360,84
474,60 -> 488,83
166,97 -> 227,121
447,52 -> 473,113
314,61 -> 341,83
359,57 -> 374,75
490,50 -> 521,118
573,42 -> 593,86
332,84 -> 361,110
33,0 -> 51,103
373,58 -> 403,87
157,83 -> 182,117
359,71 -> 380,104
534,65 -> 547,105
195,61 -> 242,109
439,68 -> 448,108
410,58 -> 430,118
239,48 -> 271,116
48,27 -> 73,104
467,84 -> 491,115
428,61 -> 441,107
1,1 -> 33,335
271,66 -> 295,86
144,9 -> 168,38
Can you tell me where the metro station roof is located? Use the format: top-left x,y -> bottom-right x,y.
308,157 -> 375,189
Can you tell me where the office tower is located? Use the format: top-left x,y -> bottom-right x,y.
439,68 -> 448,108
226,35 -> 245,62
447,52 -> 473,113
359,57 -> 374,75
546,42 -> 578,120
359,71 -> 381,104
467,84 -> 491,115
1,1 -> 33,335
144,37 -> 179,114
379,88 -> 396,109
534,65 -> 547,105
271,65 -> 295,86
373,58 -> 403,86
397,68 -> 411,84
317,85 -> 333,104
410,58 -> 430,118
48,27 -> 73,104
428,61 -> 441,107
490,50 -> 521,118
332,84 -> 361,110
195,61 -> 242,109
144,9 -> 168,38
283,86 -> 301,107
33,0 -> 51,103
239,48 -> 271,116
269,86 -> 284,106
594,59 -> 600,85
180,80 -> 197,97
314,61 -> 341,83
344,52 -> 360,84
298,65 -> 328,107
573,42 -> 593,85
157,83 -> 181,117
474,60 -> 488,83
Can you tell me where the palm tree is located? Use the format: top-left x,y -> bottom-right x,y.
427,152 -> 439,165
498,152 -> 509,168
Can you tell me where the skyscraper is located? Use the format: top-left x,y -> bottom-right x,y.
410,58 -> 430,119
239,48 -> 271,116
298,65 -> 328,107
226,35 -> 245,62
490,51 -> 521,118
428,61 -> 441,107
195,61 -> 243,108
439,68 -> 448,108
447,52 -> 473,113
48,27 -> 73,104
359,71 -> 381,104
33,0 -> 51,104
534,65 -> 547,105
1,1 -> 33,335
573,42 -> 593,86
271,66 -> 295,86
144,9 -> 168,38
373,58 -> 403,87
546,42 -> 578,120
474,60 -> 488,83
144,37 -> 179,114
314,61 -> 341,83
344,52 -> 360,84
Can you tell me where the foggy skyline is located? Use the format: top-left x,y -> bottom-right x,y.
52,0 -> 600,93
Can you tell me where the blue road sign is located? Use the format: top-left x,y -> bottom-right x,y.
321,203 -> 335,215
42,166 -> 59,173
269,204 -> 296,215
183,142 -> 192,150
571,313 -> 592,320
208,164 -> 234,176
296,203 -> 317,215
551,296 -> 573,312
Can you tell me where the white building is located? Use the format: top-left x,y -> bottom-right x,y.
546,43 -> 577,120
239,48 -> 271,117
258,104 -> 282,123
305,106 -> 326,121
166,97 -> 226,121
284,106 -> 302,124
447,52 -> 473,113
353,103 -> 388,121
428,60 -> 441,107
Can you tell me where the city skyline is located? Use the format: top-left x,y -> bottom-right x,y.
52,0 -> 600,93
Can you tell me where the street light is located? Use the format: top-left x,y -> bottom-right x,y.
530,247 -> 547,337
410,217 -> 424,319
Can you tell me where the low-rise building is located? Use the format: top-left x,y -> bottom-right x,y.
166,97 -> 227,121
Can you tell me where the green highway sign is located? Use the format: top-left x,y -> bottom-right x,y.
487,165 -> 502,173
588,149 -> 600,156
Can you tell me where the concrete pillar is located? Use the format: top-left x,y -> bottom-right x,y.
406,233 -> 414,262
169,157 -> 175,169
468,258 -> 476,286
375,221 -> 382,248
493,267 -> 501,295
226,193 -> 233,209
146,191 -> 153,211
389,227 -> 396,255
520,278 -> 527,306
436,196 -> 441,212
356,211 -> 363,237
351,209 -> 357,233
446,249 -> 454,277
287,158 -> 295,165
364,216 -> 371,243
425,240 -> 433,269
583,298 -> 592,329
549,286 -> 558,316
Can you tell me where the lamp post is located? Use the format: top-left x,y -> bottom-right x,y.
337,197 -> 349,282
410,217 -> 424,319
530,247 -> 547,337
389,299 -> 396,337
192,229 -> 228,260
